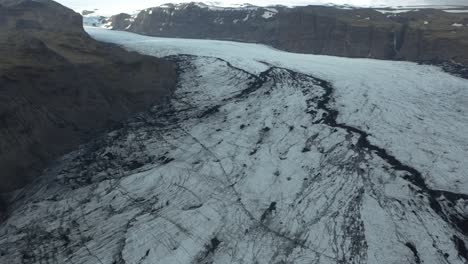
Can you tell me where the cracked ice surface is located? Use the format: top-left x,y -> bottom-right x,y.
0,29 -> 467,264
85,27 -> 468,195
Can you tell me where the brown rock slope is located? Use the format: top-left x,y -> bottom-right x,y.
0,0 -> 176,192
109,3 -> 468,66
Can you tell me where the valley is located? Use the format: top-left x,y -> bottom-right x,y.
0,27 -> 467,264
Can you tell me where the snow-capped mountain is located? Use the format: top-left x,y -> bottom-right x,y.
0,27 -> 467,264
95,2 -> 468,67
60,0 -> 468,16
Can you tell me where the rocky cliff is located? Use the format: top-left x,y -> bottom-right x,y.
0,0 -> 176,194
107,2 -> 468,65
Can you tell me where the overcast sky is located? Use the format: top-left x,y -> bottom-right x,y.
56,0 -> 468,15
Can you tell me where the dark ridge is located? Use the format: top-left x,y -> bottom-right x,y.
260,202 -> 277,222
405,242 -> 422,264
206,237 -> 221,256
167,54 -> 267,101
0,196 -> 6,220
451,218 -> 468,236
234,69 -> 272,99
195,235 -> 222,262
302,147 -> 311,153
453,235 -> 468,261
199,105 -> 221,118
126,161 -> 145,170
158,156 -> 175,165
184,204 -> 203,211
432,61 -> 468,80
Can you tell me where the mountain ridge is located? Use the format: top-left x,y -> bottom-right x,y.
100,2 -> 468,66
0,0 -> 176,197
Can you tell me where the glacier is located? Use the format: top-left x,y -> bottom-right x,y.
0,27 -> 467,264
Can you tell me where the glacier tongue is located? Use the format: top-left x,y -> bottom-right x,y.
85,27 -> 468,195
1,30 -> 468,264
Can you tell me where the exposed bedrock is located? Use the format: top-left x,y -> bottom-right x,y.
108,3 -> 468,67
0,0 -> 176,194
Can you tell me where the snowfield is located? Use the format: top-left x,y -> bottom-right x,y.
0,27 -> 467,264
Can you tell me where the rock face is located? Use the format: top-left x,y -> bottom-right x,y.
0,0 -> 176,193
108,2 -> 468,65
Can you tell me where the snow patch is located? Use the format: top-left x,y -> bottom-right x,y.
262,11 -> 276,19
214,17 -> 224,24
264,7 -> 278,13
376,9 -> 417,14
444,9 -> 468,13
82,16 -> 107,27
102,20 -> 113,29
